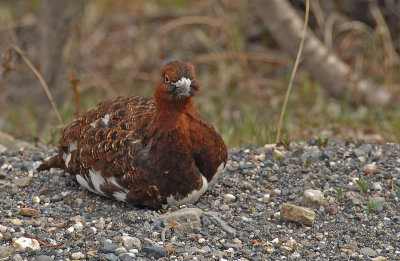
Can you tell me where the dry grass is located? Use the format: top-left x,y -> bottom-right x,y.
0,0 -> 399,146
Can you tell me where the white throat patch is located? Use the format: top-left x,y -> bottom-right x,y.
172,77 -> 191,89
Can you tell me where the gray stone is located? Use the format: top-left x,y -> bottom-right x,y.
343,235 -> 351,244
102,253 -> 119,261
360,247 -> 377,257
32,151 -> 45,161
34,255 -> 54,261
99,240 -> 119,253
203,212 -> 236,236
119,253 -> 135,261
141,246 -> 169,258
268,175 -> 279,182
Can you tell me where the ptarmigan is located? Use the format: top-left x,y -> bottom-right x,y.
38,61 -> 228,209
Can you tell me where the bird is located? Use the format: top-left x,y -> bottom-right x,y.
38,61 -> 228,209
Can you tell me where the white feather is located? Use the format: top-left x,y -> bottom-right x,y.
167,175 -> 208,206
89,168 -> 106,195
76,174 -> 96,193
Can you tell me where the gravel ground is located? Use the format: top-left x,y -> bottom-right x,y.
0,138 -> 399,261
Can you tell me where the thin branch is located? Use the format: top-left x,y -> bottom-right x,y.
11,45 -> 64,127
275,0 -> 310,143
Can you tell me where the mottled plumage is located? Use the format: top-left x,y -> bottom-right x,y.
38,61 -> 227,209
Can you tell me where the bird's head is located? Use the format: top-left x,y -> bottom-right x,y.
154,61 -> 200,105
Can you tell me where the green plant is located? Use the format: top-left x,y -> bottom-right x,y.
333,188 -> 347,209
315,135 -> 328,148
323,192 -> 332,207
363,199 -> 381,217
276,154 -> 283,161
161,204 -> 168,212
248,205 -> 255,213
356,179 -> 369,201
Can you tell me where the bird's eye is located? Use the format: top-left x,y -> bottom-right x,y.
164,75 -> 170,84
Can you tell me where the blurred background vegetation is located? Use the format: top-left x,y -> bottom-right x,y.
0,0 -> 399,147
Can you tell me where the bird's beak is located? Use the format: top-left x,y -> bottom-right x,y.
172,77 -> 192,99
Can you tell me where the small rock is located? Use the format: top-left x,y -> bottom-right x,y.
13,237 -> 41,251
32,151 -> 45,161
162,208 -> 203,233
280,203 -> 316,226
99,240 -> 119,253
141,246 -> 169,258
360,247 -> 377,257
219,204 -> 229,211
10,219 -> 23,226
302,189 -> 326,207
33,196 -> 41,205
373,182 -> 382,191
268,175 -> 279,182
71,252 -> 84,259
14,177 -> 31,187
363,163 -> 377,175
121,236 -> 141,250
86,250 -> 97,259
17,208 -> 40,217
102,253 -> 118,261
115,247 -> 127,255
203,212 -> 236,235
222,194 -> 235,201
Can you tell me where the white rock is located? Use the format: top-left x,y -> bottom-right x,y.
272,189 -> 281,195
73,222 -> 83,231
198,238 -> 206,244
33,196 -> 41,205
302,189 -> 326,207
272,238 -> 279,244
13,237 -> 41,251
66,226 -> 75,234
223,194 -> 236,201
71,251 -> 84,259
373,182 -> 383,191
115,246 -> 127,255
121,235 -> 141,250
0,224 -> 7,232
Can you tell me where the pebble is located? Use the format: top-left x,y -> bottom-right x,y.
203,212 -> 236,236
14,177 -> 31,187
13,237 -> 40,251
222,193 -> 236,201
121,235 -> 141,250
363,163 -> 377,175
33,196 -> 41,205
360,247 -> 377,257
99,239 -> 119,253
17,208 -> 40,217
219,204 -> 229,211
71,252 -> 84,259
280,203 -> 316,226
141,246 -> 169,258
302,189 -> 326,207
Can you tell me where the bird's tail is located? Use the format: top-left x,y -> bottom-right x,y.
36,155 -> 62,171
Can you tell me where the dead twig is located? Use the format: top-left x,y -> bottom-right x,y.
11,45 -> 64,127
26,235 -> 63,248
